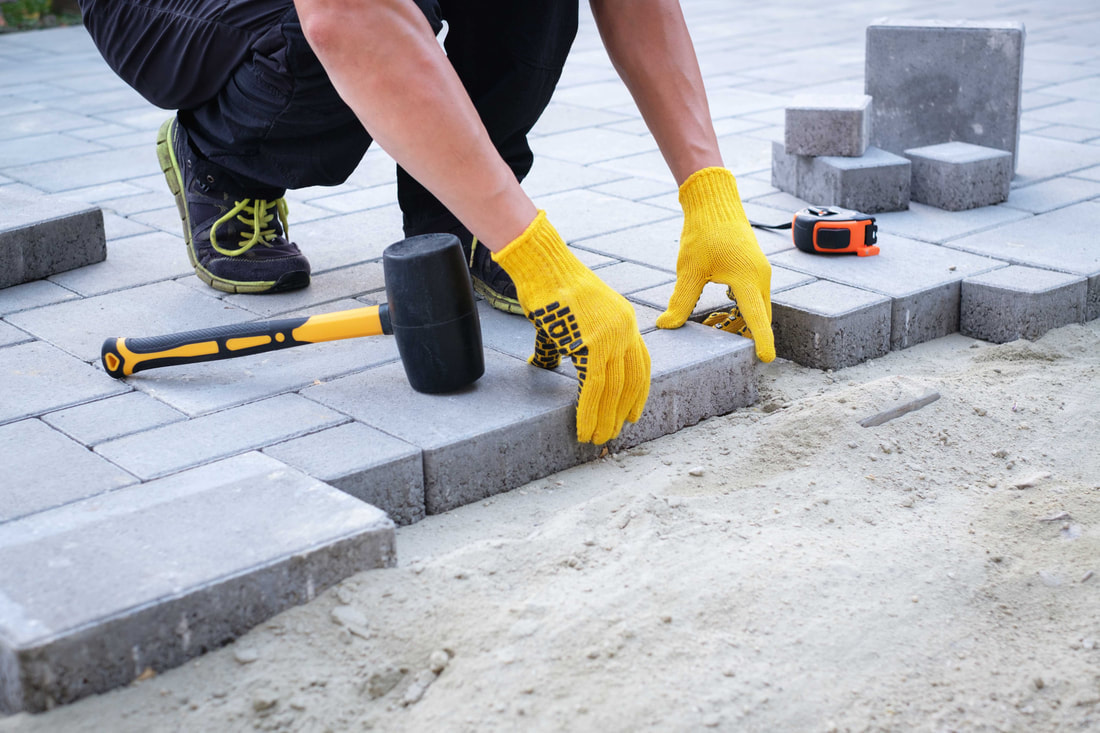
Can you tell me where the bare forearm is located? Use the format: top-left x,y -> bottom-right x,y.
590,0 -> 722,184
295,0 -> 535,251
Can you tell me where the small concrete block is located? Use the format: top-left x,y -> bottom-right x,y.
772,281 -> 892,370
0,452 -> 395,713
772,142 -> 910,213
0,341 -> 128,424
866,20 -> 1026,170
0,419 -> 136,523
961,266 -> 1088,343
0,191 -> 106,289
41,391 -> 186,446
785,94 -> 872,157
263,423 -> 426,525
904,142 -> 1013,211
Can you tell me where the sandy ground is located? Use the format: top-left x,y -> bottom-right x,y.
3,321 -> 1099,733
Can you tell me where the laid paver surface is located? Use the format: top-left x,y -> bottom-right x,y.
2,0 -> 1099,713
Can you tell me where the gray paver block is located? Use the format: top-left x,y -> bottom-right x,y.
772,142 -> 911,213
0,190 -> 106,289
628,266 -> 816,321
943,201 -> 1100,320
961,265 -> 1088,343
772,281 -> 893,370
770,233 -> 1008,350
904,142 -> 1013,211
785,94 -> 872,157
304,349 -> 595,515
0,341 -> 127,425
94,394 -> 347,479
41,391 -> 186,446
0,419 -> 136,523
0,452 -> 395,714
263,422 -> 426,526
866,20 -> 1025,170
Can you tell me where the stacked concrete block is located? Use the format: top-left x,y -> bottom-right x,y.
866,19 -> 1025,172
785,94 -> 872,157
904,142 -> 1013,211
961,265 -> 1087,343
772,142 -> 911,213
0,190 -> 106,289
771,281 -> 893,370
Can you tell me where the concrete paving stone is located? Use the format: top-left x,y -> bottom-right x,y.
590,261 -> 675,295
290,205 -> 406,274
5,280 -> 250,363
903,142 -> 1013,211
0,109 -> 101,141
97,189 -> 179,217
0,341 -> 127,426
0,452 -> 394,713
590,177 -> 677,202
570,247 -> 619,271
1022,91 -> 1074,112
871,202 -> 1031,245
57,180 -> 148,204
0,279 -> 78,316
961,265 -> 1088,344
530,126 -> 660,167
1001,176 -> 1100,214
573,217 -> 681,270
42,390 -> 185,446
306,182 -> 397,215
638,190 -> 681,212
551,80 -> 639,111
771,281 -> 893,370
943,201 -> 1100,319
100,210 -> 155,241
528,102 -> 632,137
263,422 -> 425,526
0,191 -> 106,289
1022,60 -> 1098,87
1029,125 -> 1100,144
784,94 -> 871,157
540,189 -> 675,243
125,204 -> 188,236
773,141 -> 911,213
0,133 -> 105,167
0,97 -> 43,117
95,394 -> 347,480
225,261 -> 386,317
0,321 -> 31,347
1072,165 -> 1100,182
47,231 -> 191,296
522,157 -> 628,198
5,143 -> 159,193
865,20 -> 1025,170
628,266 -> 816,322
304,348 -> 594,515
704,88 -> 790,119
1038,77 -> 1100,103
0,419 -> 137,523
770,233 -> 1007,350
1025,99 -> 1100,129
1013,134 -> 1100,186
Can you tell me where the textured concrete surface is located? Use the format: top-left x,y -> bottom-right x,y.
866,20 -> 1026,170
1,0 -> 1098,712
0,190 -> 105,288
905,142 -> 1013,211
961,265 -> 1088,343
771,281 -> 892,370
772,142 -> 912,213
785,94 -> 872,157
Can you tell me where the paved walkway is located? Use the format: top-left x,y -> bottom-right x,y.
2,0 -> 1099,713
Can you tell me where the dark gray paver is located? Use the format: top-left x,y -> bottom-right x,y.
0,452 -> 395,714
784,94 -> 871,157
770,234 -> 1007,349
866,20 -> 1025,170
94,394 -> 347,479
904,142 -> 1013,211
961,265 -> 1089,343
304,348 -> 592,515
0,341 -> 127,425
263,422 -> 425,526
943,201 -> 1100,319
772,281 -> 893,370
41,391 -> 186,446
0,419 -> 136,523
0,190 -> 106,289
772,142 -> 912,213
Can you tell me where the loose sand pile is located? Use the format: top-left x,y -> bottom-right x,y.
3,321 -> 1098,732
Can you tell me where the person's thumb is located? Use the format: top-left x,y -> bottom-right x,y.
656,273 -> 706,329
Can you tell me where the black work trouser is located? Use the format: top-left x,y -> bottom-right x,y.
77,0 -> 578,236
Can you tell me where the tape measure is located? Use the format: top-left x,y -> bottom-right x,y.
752,206 -> 879,257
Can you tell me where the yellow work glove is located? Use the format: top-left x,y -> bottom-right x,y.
493,211 -> 651,444
656,167 -> 776,362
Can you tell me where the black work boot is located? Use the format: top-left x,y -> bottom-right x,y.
448,224 -> 523,315
156,117 -> 310,294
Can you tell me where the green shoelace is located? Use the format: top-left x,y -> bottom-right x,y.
210,198 -> 290,256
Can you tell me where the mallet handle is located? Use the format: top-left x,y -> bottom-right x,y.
101,305 -> 391,378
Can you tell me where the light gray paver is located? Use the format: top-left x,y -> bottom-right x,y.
770,234 -> 1007,349
784,94 -> 872,157
865,20 -> 1026,170
0,341 -> 127,425
961,265 -> 1088,343
47,230 -> 190,296
628,266 -> 816,321
772,281 -> 893,370
41,391 -> 186,446
0,452 -> 395,714
903,142 -> 1013,211
0,419 -> 136,522
263,422 -> 425,526
772,142 -> 911,213
0,190 -> 106,289
94,394 -> 348,479
1001,177 -> 1100,214
871,202 -> 1031,245
0,321 -> 30,347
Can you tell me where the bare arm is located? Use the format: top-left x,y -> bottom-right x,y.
294,0 -> 536,252
589,0 -> 722,184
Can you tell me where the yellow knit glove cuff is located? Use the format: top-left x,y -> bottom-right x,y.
494,211 -> 651,444
657,167 -> 775,363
